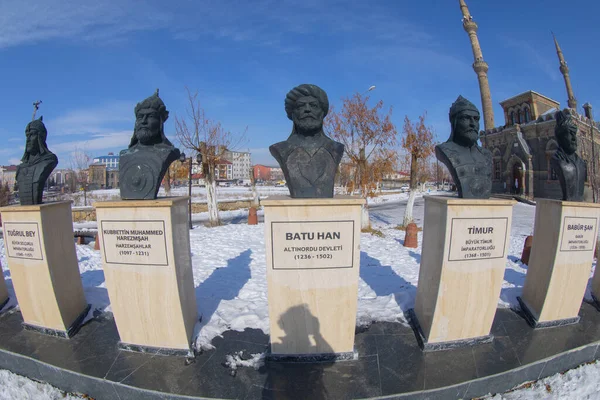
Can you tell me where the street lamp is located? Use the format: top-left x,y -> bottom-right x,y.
180,152 -> 202,229
363,86 -> 376,95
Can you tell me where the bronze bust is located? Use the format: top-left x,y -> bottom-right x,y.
119,89 -> 181,200
16,117 -> 58,205
436,96 -> 492,199
269,84 -> 344,198
551,110 -> 586,201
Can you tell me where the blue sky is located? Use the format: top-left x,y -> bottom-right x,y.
1,0 -> 599,168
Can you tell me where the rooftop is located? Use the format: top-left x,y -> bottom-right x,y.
499,90 -> 560,106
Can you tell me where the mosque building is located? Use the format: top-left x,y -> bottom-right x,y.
459,0 -> 600,201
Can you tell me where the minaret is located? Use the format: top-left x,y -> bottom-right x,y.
553,33 -> 577,110
459,0 -> 494,131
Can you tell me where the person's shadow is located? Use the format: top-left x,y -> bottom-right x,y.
80,270 -> 110,318
359,251 -> 417,313
195,249 -> 252,327
261,304 -> 334,399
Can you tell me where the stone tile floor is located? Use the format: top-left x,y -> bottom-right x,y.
1,303 -> 600,399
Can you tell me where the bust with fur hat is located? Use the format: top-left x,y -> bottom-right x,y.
435,95 -> 492,199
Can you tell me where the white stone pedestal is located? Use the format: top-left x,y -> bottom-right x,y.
520,199 -> 600,328
263,196 -> 365,361
96,197 -> 198,356
0,201 -> 89,337
411,196 -> 515,350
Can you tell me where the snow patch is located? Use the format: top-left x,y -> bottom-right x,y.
224,351 -> 266,376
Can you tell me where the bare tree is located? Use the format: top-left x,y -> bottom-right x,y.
0,181 -> 11,206
69,147 -> 92,206
401,113 -> 435,226
163,158 -> 189,196
325,92 -> 397,228
175,88 -> 245,227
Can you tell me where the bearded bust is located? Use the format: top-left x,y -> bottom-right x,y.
435,96 -> 492,199
119,89 -> 181,200
551,110 -> 586,201
269,84 -> 344,198
16,117 -> 58,205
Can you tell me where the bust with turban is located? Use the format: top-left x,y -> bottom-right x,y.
269,84 -> 344,198
119,89 -> 181,200
550,109 -> 586,201
16,116 -> 58,205
435,95 -> 492,199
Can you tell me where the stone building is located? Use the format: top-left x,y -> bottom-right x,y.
88,163 -> 107,190
481,91 -> 599,200
223,150 -> 251,180
459,0 -> 600,201
91,153 -> 119,188
0,165 -> 18,190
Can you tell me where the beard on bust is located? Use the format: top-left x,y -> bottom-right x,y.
135,127 -> 159,145
295,117 -> 323,136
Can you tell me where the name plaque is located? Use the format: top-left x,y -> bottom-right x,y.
4,222 -> 43,260
559,217 -> 598,252
101,220 -> 168,266
271,220 -> 354,270
448,217 -> 508,261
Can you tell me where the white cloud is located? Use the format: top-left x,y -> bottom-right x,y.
0,1 -> 169,48
47,102 -> 133,136
500,35 -> 560,82
8,158 -> 20,165
0,0 -> 436,55
50,131 -> 131,154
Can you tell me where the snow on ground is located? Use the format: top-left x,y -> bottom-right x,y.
78,185 -> 292,206
1,192 -> 600,397
2,194 -> 597,350
0,369 -> 84,400
2,357 -> 600,399
484,360 -> 600,399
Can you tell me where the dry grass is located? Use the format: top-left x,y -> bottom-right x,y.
394,224 -> 423,232
361,227 -> 384,237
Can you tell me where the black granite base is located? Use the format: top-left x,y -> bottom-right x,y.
405,308 -> 494,351
517,296 -> 581,329
590,293 -> 600,312
0,296 -> 9,313
22,304 -> 91,339
266,349 -> 357,362
1,305 -> 600,399
118,341 -> 194,358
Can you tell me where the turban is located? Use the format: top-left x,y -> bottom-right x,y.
284,84 -> 329,120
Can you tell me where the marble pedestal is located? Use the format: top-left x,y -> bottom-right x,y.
96,198 -> 198,356
520,199 -> 600,328
263,196 -> 365,361
0,201 -> 89,337
411,196 -> 515,350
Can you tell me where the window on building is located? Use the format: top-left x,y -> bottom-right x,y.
548,158 -> 558,180
517,111 -> 522,124
510,112 -> 515,125
493,159 -> 501,180
524,108 -> 530,123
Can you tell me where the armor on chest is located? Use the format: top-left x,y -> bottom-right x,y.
454,162 -> 492,179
